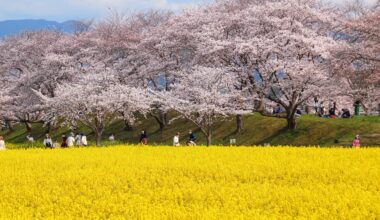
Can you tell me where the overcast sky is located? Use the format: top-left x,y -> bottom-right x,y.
0,0 -> 377,22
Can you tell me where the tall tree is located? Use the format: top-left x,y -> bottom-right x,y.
154,66 -> 251,146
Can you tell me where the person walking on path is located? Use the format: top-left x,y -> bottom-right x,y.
61,135 -> 68,148
75,133 -> 82,146
0,136 -> 5,150
26,133 -> 34,143
109,134 -> 115,144
140,130 -> 148,145
43,134 -> 53,148
187,130 -> 196,146
173,132 -> 180,146
67,133 -> 75,147
81,134 -> 88,146
352,135 -> 361,148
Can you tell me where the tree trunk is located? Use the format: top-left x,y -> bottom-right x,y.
5,120 -> 13,131
287,116 -> 297,130
95,131 -> 103,147
206,135 -> 212,147
206,127 -> 212,146
95,117 -> 104,147
45,122 -> 52,134
152,110 -> 167,141
159,110 -> 167,126
305,106 -> 311,115
24,122 -> 32,133
235,114 -> 243,134
124,120 -> 133,131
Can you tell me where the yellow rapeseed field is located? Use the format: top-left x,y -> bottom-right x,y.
0,146 -> 379,219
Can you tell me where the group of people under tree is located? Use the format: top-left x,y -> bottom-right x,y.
41,133 -> 88,148
273,99 -> 355,119
313,98 -> 353,119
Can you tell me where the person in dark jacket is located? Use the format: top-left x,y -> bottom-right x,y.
187,130 -> 196,146
61,135 -> 68,148
341,109 -> 351,118
139,130 -> 147,145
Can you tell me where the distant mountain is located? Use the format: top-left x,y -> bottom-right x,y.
0,19 -> 79,38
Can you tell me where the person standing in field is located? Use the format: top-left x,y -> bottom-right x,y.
173,132 -> 180,146
43,134 -> 53,148
109,134 -> 115,144
61,135 -> 68,148
67,133 -> 75,147
0,136 -> 6,150
352,135 -> 361,148
81,133 -> 88,146
140,130 -> 148,145
53,140 -> 60,148
187,130 -> 196,146
26,133 -> 34,143
75,133 -> 82,146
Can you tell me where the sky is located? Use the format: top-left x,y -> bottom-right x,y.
0,0 -> 210,22
0,0 -> 377,22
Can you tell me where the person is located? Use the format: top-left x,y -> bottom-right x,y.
81,133 -> 88,146
273,104 -> 283,115
329,107 -> 337,118
109,134 -> 115,143
173,132 -> 180,146
313,97 -> 319,115
187,130 -> 196,146
140,131 -> 147,145
316,101 -> 325,117
53,140 -> 60,148
352,135 -> 360,148
26,133 -> 34,143
295,109 -> 302,117
61,135 -> 68,148
75,133 -> 82,146
67,133 -> 75,147
0,136 -> 5,150
43,134 -> 53,148
341,109 -> 351,118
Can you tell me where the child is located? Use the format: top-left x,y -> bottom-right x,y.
352,135 -> 360,148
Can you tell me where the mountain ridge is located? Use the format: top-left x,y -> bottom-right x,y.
0,19 -> 78,37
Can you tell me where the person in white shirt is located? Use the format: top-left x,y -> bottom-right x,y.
43,134 -> 53,148
173,132 -> 180,146
75,133 -> 82,146
26,134 -> 34,143
81,134 -> 88,146
67,133 -> 75,147
0,136 -> 6,150
109,134 -> 115,143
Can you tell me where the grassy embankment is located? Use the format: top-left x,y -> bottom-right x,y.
1,113 -> 379,148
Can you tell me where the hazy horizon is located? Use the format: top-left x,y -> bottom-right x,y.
0,0 -> 377,22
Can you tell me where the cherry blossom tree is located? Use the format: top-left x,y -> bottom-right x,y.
0,31 -> 64,131
145,0 -> 342,129
41,70 -> 150,146
332,3 -> 380,114
154,66 -> 252,146
88,11 -> 172,132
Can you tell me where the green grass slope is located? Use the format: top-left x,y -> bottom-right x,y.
1,114 -> 379,147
